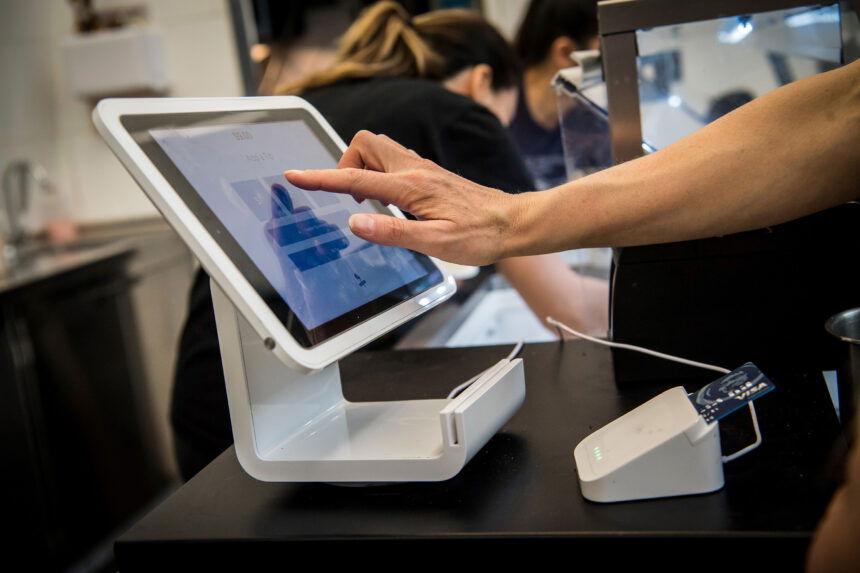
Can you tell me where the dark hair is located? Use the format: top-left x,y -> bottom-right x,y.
514,0 -> 598,68
417,7 -> 520,90
282,1 -> 519,93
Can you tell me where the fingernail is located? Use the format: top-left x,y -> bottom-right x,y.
350,214 -> 375,235
284,170 -> 301,178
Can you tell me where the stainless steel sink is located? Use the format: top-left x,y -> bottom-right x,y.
0,238 -> 135,294
14,237 -> 113,259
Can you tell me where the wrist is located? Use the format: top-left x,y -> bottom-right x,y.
501,190 -> 550,257
501,183 -> 590,257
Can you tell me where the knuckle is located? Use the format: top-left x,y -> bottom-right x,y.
402,169 -> 426,189
385,217 -> 405,243
348,167 -> 367,187
415,157 -> 438,172
352,130 -> 372,145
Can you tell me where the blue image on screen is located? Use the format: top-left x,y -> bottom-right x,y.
270,183 -> 294,213
264,177 -> 315,212
267,210 -> 351,248
289,240 -> 372,271
232,179 -> 287,221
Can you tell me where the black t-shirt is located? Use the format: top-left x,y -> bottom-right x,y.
509,88 -> 614,190
302,76 -> 534,193
509,89 -> 567,190
170,77 -> 535,476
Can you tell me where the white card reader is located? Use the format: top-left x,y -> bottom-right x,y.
574,386 -> 724,503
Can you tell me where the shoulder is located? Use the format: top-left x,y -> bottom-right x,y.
327,77 -> 480,124
352,77 -> 516,150
302,76 -> 491,155
305,76 -> 472,115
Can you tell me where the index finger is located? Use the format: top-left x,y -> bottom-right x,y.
285,167 -> 410,207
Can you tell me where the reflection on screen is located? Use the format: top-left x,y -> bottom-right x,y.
149,120 -> 427,330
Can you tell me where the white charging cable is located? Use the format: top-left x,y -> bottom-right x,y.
548,317 -> 730,375
447,341 -> 524,400
547,316 -> 762,463
721,404 -> 762,462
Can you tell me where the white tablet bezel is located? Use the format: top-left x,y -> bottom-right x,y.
94,97 -> 455,373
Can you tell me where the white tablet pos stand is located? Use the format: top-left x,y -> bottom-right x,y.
90,95 -> 525,482
211,282 -> 526,483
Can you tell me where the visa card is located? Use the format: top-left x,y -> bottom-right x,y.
689,362 -> 775,423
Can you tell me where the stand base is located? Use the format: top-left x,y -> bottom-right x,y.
261,399 -> 450,461
212,281 -> 526,482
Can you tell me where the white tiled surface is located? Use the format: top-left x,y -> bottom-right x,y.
162,17 -> 243,96
482,0 -> 530,40
0,0 -> 56,43
445,288 -> 556,348
60,133 -> 157,222
0,42 -> 55,141
1,1 -> 61,230
149,0 -> 229,23
0,0 -> 244,226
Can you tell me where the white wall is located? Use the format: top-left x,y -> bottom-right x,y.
482,0 -> 530,40
0,0 -> 244,226
0,0 -> 62,224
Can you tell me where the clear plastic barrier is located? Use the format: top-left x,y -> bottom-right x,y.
558,88 -> 613,181
636,4 -> 842,150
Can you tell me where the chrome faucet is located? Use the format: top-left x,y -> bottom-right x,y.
1,160 -> 50,267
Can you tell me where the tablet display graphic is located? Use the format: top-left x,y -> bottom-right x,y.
150,120 -> 427,330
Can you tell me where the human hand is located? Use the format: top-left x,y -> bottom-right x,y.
285,131 -> 530,265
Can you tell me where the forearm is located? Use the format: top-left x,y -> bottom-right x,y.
286,61 -> 858,265
497,254 -> 609,336
508,60 -> 860,255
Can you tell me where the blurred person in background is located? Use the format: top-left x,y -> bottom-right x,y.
510,0 -> 600,191
502,0 -> 608,343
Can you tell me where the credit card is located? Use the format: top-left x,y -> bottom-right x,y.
689,362 -> 775,423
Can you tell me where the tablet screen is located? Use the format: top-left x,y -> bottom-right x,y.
122,108 -> 442,347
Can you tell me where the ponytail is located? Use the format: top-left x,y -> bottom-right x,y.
281,1 -> 444,94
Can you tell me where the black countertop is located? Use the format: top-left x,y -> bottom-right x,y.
115,341 -> 843,570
